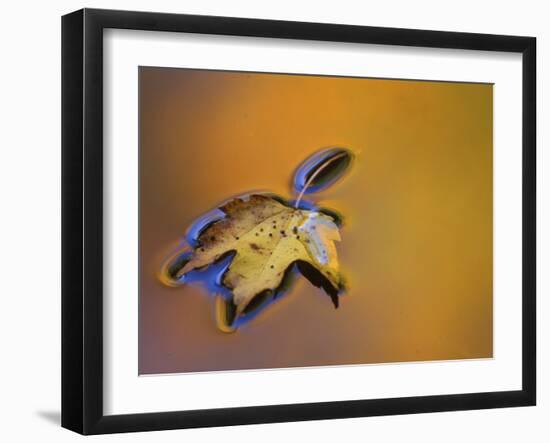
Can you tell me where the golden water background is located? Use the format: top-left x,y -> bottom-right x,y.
139,67 -> 493,374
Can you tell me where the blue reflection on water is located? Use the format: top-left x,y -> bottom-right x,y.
185,209 -> 225,247
293,147 -> 349,195
176,252 -> 235,300
287,198 -> 318,211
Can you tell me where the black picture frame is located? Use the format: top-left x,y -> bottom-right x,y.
62,8 -> 536,435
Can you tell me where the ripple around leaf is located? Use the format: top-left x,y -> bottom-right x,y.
293,147 -> 353,196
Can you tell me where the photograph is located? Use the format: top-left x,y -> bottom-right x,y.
139,67 -> 493,375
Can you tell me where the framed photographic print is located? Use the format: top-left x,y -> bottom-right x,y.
61,8 -> 536,435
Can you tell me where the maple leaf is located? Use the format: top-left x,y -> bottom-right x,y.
164,194 -> 344,327
160,147 -> 353,331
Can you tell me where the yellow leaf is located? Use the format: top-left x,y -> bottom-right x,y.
165,194 -> 344,326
